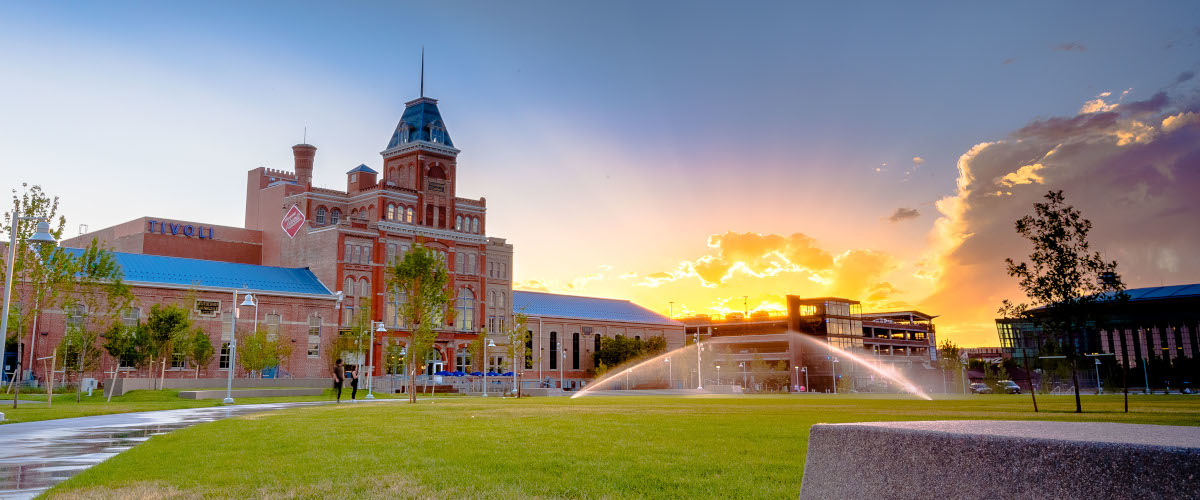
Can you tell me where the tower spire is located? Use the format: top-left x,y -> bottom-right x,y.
420,45 -> 425,98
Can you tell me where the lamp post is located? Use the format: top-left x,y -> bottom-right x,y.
664,357 -> 673,389
716,365 -> 721,386
242,294 -> 259,332
1094,358 -> 1102,395
224,290 -> 255,404
801,366 -> 809,392
695,330 -> 703,390
1,212 -> 57,394
831,357 -> 840,394
741,362 -> 748,389
482,339 -> 495,397
793,365 -> 798,392
625,368 -> 632,390
366,322 -> 385,399
559,347 -> 566,389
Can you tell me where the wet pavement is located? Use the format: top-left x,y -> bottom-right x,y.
0,401 -> 344,499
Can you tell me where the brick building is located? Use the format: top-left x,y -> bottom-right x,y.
9,91 -> 683,387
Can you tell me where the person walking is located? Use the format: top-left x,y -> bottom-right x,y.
350,364 -> 360,402
332,359 -> 345,403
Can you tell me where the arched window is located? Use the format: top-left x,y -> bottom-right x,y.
428,165 -> 447,179
344,277 -> 355,296
368,205 -> 376,220
405,207 -> 414,223
316,207 -> 326,224
594,334 -> 601,368
456,287 -> 475,331
472,218 -> 479,233
572,332 -> 580,370
549,332 -> 558,369
498,291 -> 506,309
331,209 -> 341,224
525,331 -> 534,370
456,215 -> 462,231
387,204 -> 395,221
359,278 -> 370,297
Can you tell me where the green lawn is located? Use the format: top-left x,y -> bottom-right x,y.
44,394 -> 1200,499
1,387 -> 419,424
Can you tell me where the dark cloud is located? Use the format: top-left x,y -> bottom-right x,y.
922,76 -> 1200,345
1053,42 -> 1087,52
1173,70 -> 1195,86
887,207 -> 920,223
1003,57 -> 1017,65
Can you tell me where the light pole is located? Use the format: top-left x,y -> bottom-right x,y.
664,357 -> 672,389
366,322 -> 385,399
802,366 -> 809,392
242,294 -> 260,332
559,347 -> 566,389
695,330 -> 703,390
224,290 -> 255,404
0,212 -> 56,392
716,365 -> 721,386
831,357 -> 840,394
741,362 -> 747,389
482,338 -> 496,397
625,368 -> 632,390
793,365 -> 798,392
1094,358 -> 1102,395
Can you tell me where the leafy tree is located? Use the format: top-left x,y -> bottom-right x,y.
982,362 -> 1005,392
468,327 -> 487,374
145,304 -> 192,389
936,339 -> 965,393
388,243 -> 451,403
504,310 -> 529,396
237,327 -> 293,377
1003,190 -> 1127,413
594,334 -> 669,370
58,239 -> 131,401
342,296 -> 374,369
103,322 -> 152,376
58,324 -> 103,401
188,328 -> 215,378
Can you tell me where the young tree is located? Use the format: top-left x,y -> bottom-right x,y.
188,328 -> 215,378
59,239 -> 132,402
936,339 -> 964,393
504,310 -> 529,396
388,243 -> 451,403
468,327 -> 487,374
237,327 -> 292,377
145,304 -> 192,390
103,322 -> 152,381
1003,190 -> 1127,413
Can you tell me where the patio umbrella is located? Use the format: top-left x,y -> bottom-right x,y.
501,371 -> 514,376
470,371 -> 483,377
486,371 -> 500,377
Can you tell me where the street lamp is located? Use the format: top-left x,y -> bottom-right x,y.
801,366 -> 809,393
559,347 -> 566,389
483,339 -> 496,397
716,365 -> 721,386
740,362 -> 747,389
831,357 -> 840,394
365,322 -> 386,399
1,214 -> 56,392
695,330 -> 703,390
242,294 -> 260,332
1094,358 -> 1102,395
793,365 -> 798,392
224,289 -> 255,404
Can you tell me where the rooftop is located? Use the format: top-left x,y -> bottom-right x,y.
512,291 -> 681,327
346,164 -> 378,175
386,97 -> 454,149
57,247 -> 334,297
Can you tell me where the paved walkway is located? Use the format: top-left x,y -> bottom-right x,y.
0,400 -> 397,499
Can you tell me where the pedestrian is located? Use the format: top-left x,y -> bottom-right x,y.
350,364 -> 360,402
332,358 -> 345,403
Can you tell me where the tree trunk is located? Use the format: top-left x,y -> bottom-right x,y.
1122,361 -> 1128,413
1022,353 -> 1038,412
1071,359 -> 1082,413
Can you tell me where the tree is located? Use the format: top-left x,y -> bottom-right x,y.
58,324 -> 103,401
504,310 -> 529,396
145,304 -> 192,390
188,328 -> 215,378
59,239 -> 131,402
936,339 -> 964,393
388,243 -> 451,403
1003,190 -> 1127,413
468,327 -> 487,374
237,327 -> 292,377
103,322 -> 152,378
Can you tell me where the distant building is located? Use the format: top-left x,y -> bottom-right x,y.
996,283 -> 1200,389
681,296 -> 938,393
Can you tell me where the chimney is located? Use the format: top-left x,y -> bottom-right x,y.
292,143 -> 317,187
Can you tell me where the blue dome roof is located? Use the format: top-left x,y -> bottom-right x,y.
387,97 -> 453,149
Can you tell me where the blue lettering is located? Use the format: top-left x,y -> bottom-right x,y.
147,220 -> 156,232
184,225 -> 194,237
208,227 -> 214,239
169,223 -> 179,235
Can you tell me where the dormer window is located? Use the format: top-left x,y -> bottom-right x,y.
398,124 -> 411,144
350,173 -> 358,182
429,123 -> 446,144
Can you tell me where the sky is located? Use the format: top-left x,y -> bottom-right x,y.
2,1 -> 1199,346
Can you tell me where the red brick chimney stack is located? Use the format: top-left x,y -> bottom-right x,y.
292,143 -> 316,187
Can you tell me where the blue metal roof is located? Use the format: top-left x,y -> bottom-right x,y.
386,97 -> 454,149
1120,283 -> 1200,301
512,291 -> 682,326
346,164 -> 378,175
58,248 -> 334,297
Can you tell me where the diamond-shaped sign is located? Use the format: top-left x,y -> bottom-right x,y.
281,204 -> 306,239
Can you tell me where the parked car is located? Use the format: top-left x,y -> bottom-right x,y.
998,380 -> 1021,394
969,383 -> 993,394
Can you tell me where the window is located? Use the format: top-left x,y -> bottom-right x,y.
220,342 -> 231,369
171,350 -> 186,369
572,332 -> 580,370
387,289 -> 407,328
316,207 -> 326,224
489,262 -> 495,278
308,315 -> 322,357
266,313 -> 281,340
472,218 -> 479,233
405,207 -> 414,223
121,307 -> 140,327
359,278 -> 370,298
550,332 -> 558,369
594,335 -> 601,368
331,209 -> 342,224
351,173 -> 358,182
64,304 -> 86,329
344,277 -> 355,296
353,246 -> 361,264
525,331 -> 534,369
498,292 -> 506,309
468,254 -> 476,275
456,349 -> 472,373
344,243 -> 352,262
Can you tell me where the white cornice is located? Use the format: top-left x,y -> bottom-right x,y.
377,221 -> 487,244
380,140 -> 461,159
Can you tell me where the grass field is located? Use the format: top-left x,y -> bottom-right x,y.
0,388 -> 410,424
44,394 -> 1200,499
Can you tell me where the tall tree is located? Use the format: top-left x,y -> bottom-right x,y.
388,243 -> 451,403
936,339 -> 964,393
188,328 -> 215,378
59,239 -> 131,402
1003,190 -> 1127,413
145,304 -> 192,390
237,327 -> 292,377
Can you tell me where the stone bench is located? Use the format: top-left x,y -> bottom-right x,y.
800,420 -> 1200,500
178,388 -> 323,399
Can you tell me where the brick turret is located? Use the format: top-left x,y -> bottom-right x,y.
292,143 -> 316,187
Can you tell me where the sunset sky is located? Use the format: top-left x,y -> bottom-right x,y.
2,2 -> 1199,346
